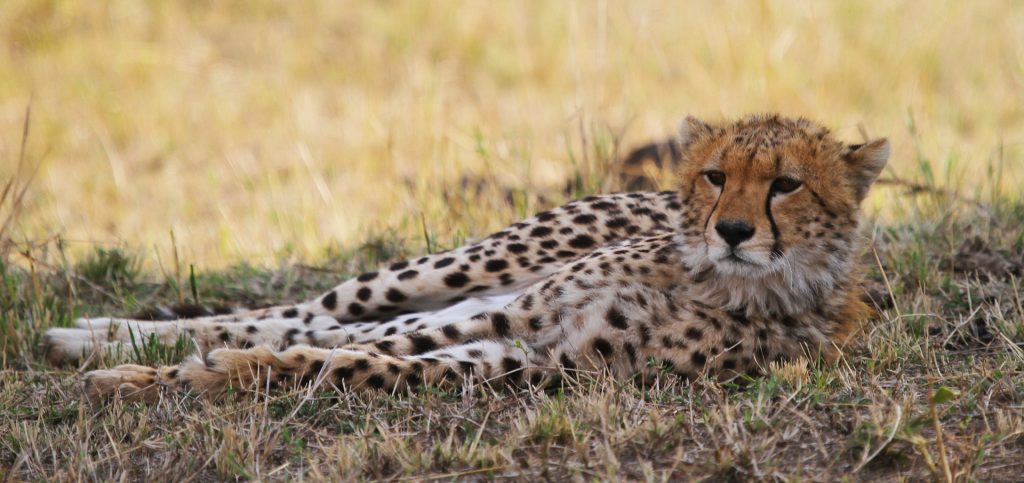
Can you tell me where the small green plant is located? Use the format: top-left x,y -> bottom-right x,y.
75,247 -> 141,293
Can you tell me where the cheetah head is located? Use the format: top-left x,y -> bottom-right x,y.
674,114 -> 889,314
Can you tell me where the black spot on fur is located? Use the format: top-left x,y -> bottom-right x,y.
384,327 -> 397,336
434,257 -> 456,268
443,272 -> 470,288
374,340 -> 395,354
572,213 -> 597,224
356,287 -> 372,301
321,291 -> 338,310
335,366 -> 354,382
559,353 -> 577,370
568,234 -> 596,249
691,351 -> 707,366
409,335 -> 438,354
440,367 -> 460,382
485,259 -> 509,272
284,328 -> 300,344
593,338 -> 614,357
530,226 -> 554,238
605,217 -> 628,229
354,358 -> 371,371
357,272 -> 378,282
246,325 -> 258,334
282,308 -> 299,318
528,316 -> 543,331
348,303 -> 365,316
389,261 -> 409,271
441,324 -> 461,339
684,327 -> 703,340
307,359 -> 324,376
385,288 -> 407,303
398,270 -> 419,280
606,306 -> 629,330
366,374 -> 386,389
502,357 -> 523,377
507,243 -> 529,254
491,313 -> 511,337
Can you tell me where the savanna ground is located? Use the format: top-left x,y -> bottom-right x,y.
1,1 -> 1023,481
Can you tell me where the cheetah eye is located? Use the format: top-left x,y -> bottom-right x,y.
703,170 -> 726,187
770,177 -> 802,195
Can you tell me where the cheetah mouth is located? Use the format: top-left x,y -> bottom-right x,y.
723,252 -> 754,265
711,248 -> 774,270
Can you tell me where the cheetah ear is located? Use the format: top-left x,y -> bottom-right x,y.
845,138 -> 890,201
676,116 -> 715,150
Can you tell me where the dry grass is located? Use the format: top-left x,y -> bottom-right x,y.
1,1 -> 1023,481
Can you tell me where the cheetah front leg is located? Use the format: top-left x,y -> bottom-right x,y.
83,340 -> 546,403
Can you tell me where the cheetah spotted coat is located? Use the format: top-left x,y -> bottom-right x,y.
44,114 -> 891,403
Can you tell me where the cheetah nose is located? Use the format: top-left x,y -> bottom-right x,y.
715,220 -> 755,247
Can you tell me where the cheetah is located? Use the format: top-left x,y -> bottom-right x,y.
44,114 -> 890,403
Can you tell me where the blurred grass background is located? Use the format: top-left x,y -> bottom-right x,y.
1,0 -> 1022,267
